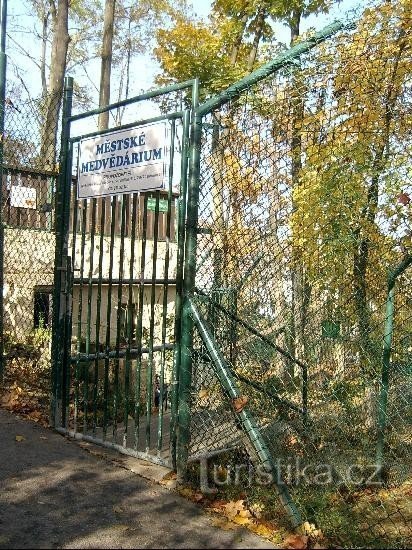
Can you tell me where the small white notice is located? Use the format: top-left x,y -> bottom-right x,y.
10,186 -> 37,209
77,122 -> 167,199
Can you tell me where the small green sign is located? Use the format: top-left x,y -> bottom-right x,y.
147,197 -> 169,212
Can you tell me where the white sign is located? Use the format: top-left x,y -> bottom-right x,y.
10,186 -> 37,209
77,122 -> 167,199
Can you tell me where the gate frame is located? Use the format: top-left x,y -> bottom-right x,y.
51,77 -> 199,470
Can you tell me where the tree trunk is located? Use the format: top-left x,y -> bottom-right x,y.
40,7 -> 50,97
229,12 -> 248,66
287,9 -> 312,372
115,18 -> 132,126
40,0 -> 69,171
289,10 -> 301,46
247,8 -> 266,71
353,39 -> 405,371
98,0 -> 116,131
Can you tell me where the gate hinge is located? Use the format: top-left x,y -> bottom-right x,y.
57,255 -> 72,294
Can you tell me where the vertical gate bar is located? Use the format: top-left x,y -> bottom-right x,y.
146,192 -> 160,452
134,195 -> 148,449
158,119 -> 176,455
84,198 -> 97,432
113,194 -> 127,442
51,76 -> 73,427
86,199 -> 97,353
70,186 -> 79,276
63,253 -> 73,428
69,181 -> 79,430
93,197 -> 106,435
177,79 -> 200,478
75,200 -> 87,433
62,167 -> 74,428
103,196 -> 117,440
170,108 -> 190,468
124,193 -> 138,447
0,0 -> 7,382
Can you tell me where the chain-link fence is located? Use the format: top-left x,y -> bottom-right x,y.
0,93 -> 61,423
186,3 -> 412,547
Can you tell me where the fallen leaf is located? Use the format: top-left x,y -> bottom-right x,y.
28,411 -> 42,422
162,471 -> 177,482
249,523 -> 275,539
15,435 -> 25,442
298,521 -> 322,537
206,499 -> 227,513
179,487 -> 195,499
232,395 -> 248,413
232,515 -> 251,526
298,521 -> 310,535
113,505 -> 124,514
198,388 -> 210,400
284,534 -> 309,549
223,499 -> 246,519
211,517 -> 238,531
398,192 -> 410,205
249,502 -> 265,519
193,492 -> 204,502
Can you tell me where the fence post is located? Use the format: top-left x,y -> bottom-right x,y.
0,0 -> 7,382
51,76 -> 73,427
176,79 -> 200,479
376,254 -> 412,478
170,109 -> 190,469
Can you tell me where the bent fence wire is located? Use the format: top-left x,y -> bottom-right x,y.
186,3 -> 412,547
0,93 -> 60,419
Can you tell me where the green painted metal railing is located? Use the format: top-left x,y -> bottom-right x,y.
52,77 -> 198,468
376,254 -> 412,478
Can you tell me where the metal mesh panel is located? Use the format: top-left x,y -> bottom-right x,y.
189,5 -> 411,547
55,85 -> 193,467
1,94 -> 61,422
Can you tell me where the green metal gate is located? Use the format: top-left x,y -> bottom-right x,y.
51,78 -> 198,468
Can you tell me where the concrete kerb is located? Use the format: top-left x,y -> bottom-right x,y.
69,437 -> 178,489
